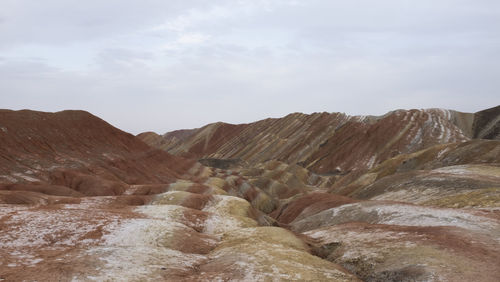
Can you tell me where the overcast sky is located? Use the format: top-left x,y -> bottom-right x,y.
1,0 -> 499,134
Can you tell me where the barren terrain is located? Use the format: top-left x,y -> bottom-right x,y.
1,106 -> 499,281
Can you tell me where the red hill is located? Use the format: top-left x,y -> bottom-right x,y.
0,109 -> 200,195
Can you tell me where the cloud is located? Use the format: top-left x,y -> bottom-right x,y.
1,0 -> 499,134
177,33 -> 210,45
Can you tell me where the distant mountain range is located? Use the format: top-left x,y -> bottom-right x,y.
139,106 -> 499,174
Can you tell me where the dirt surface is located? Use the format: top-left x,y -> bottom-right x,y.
0,109 -> 359,281
2,108 -> 499,281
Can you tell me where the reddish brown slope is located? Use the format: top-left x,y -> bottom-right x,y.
163,128 -> 198,144
147,112 -> 353,167
0,110 -> 360,281
171,122 -> 250,159
143,109 -> 471,174
0,109 -> 201,191
136,128 -> 199,152
135,131 -> 170,150
305,109 -> 469,174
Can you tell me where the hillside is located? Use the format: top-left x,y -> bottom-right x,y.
0,110 -> 206,188
143,107 -> 500,175
136,105 -> 500,281
1,107 -> 499,281
0,109 -> 357,281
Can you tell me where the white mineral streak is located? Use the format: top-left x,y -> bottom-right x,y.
202,195 -> 258,234
292,202 -> 500,234
0,208 -> 115,248
83,246 -> 206,281
305,227 -> 417,261
367,155 -> 377,168
0,204 -> 119,268
80,194 -> 262,280
434,165 -> 500,178
437,146 -> 451,158
11,172 -> 39,182
82,204 -> 210,281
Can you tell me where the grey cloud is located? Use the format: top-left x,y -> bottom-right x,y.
96,48 -> 155,72
0,0 -> 222,47
1,1 -> 499,134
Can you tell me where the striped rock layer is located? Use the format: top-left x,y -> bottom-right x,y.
0,109 -> 358,281
148,107 -> 499,175
137,105 -> 500,281
1,107 -> 499,281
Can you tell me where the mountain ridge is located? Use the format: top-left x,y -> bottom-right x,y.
139,107 -> 499,175
1,106 -> 499,281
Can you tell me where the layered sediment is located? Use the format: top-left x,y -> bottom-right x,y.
1,106 -> 499,281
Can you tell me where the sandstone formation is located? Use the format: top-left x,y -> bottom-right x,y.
0,109 -> 358,281
1,106 -> 499,281
140,105 -> 499,281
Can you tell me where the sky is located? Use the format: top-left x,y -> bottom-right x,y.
1,0 -> 499,134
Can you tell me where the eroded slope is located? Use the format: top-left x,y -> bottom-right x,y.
0,109 -> 358,281
143,109 -> 478,175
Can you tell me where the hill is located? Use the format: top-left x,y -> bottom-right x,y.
0,109 -> 357,281
143,107 -> 499,174
1,107 -> 499,281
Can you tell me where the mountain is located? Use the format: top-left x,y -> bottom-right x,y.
279,138 -> 500,281
144,107 -> 499,175
1,107 -> 499,281
473,105 -> 500,139
0,109 -> 358,281
136,128 -> 197,152
0,109 -> 208,193
135,105 -> 500,281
